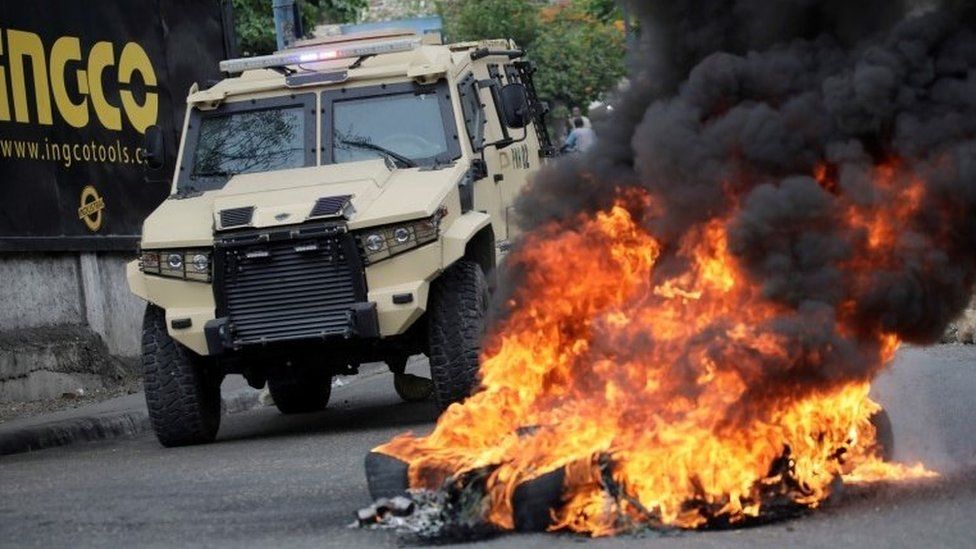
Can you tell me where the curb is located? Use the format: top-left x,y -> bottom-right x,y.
0,389 -> 262,457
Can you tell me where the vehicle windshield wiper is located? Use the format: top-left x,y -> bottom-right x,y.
338,139 -> 417,168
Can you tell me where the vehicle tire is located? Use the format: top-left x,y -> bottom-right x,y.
267,371 -> 332,414
512,467 -> 566,532
394,373 -> 433,402
364,451 -> 410,500
426,260 -> 488,410
142,304 -> 222,447
870,408 -> 895,461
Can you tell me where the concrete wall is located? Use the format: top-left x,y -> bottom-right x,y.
0,252 -> 143,357
78,254 -> 145,357
0,254 -> 84,330
0,252 -> 144,402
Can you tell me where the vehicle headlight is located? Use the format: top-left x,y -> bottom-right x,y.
140,249 -> 212,282
393,227 -> 411,244
186,252 -> 212,282
365,234 -> 385,253
165,252 -> 183,271
355,208 -> 445,265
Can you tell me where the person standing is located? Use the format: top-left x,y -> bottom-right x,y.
571,106 -> 592,128
564,106 -> 592,137
563,118 -> 596,153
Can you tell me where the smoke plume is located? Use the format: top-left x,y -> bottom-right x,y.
512,0 -> 976,394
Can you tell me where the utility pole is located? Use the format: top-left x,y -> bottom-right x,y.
272,0 -> 303,50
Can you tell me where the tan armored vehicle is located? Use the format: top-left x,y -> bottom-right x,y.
128,30 -> 553,446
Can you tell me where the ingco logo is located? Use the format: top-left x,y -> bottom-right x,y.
0,28 -> 158,134
78,185 -> 105,232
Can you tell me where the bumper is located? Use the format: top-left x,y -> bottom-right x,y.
126,241 -> 441,356
202,302 -> 379,354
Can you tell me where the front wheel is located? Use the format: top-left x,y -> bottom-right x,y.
426,260 -> 489,410
142,305 -> 222,447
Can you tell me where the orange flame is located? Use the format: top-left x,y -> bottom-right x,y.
375,163 -> 936,535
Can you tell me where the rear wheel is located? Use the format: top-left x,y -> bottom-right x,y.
394,373 -> 434,402
426,260 -> 489,410
387,356 -> 433,403
142,305 -> 222,447
267,370 -> 332,414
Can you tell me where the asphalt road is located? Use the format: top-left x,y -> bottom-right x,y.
2,347 -> 975,548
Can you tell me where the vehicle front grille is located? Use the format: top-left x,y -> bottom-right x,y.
215,224 -> 365,346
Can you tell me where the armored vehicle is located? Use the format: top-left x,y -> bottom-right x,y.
128,30 -> 552,446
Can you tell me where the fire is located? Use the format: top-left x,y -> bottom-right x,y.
375,165 -> 937,535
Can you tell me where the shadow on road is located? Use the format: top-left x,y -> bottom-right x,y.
215,379 -> 440,445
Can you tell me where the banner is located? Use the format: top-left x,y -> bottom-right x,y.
0,0 -> 234,250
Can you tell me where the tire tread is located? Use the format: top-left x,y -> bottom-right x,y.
142,305 -> 220,447
427,260 -> 488,410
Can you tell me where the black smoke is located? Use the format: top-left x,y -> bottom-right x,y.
505,1 -> 976,402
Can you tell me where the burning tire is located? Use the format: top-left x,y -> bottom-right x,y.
362,450 -> 567,534
267,370 -> 331,414
870,408 -> 895,461
365,451 -> 410,500
512,468 -> 566,532
426,260 -> 489,410
142,304 -> 222,447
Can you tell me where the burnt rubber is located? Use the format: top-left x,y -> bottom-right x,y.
142,304 -> 221,447
267,371 -> 332,414
512,468 -> 566,532
364,450 -> 566,532
365,451 -> 410,500
870,408 -> 895,461
426,260 -> 489,410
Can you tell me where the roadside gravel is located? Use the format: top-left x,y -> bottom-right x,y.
0,376 -> 142,424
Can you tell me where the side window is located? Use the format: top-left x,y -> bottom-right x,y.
458,74 -> 485,151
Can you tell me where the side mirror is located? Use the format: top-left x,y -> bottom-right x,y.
143,125 -> 165,170
500,83 -> 532,129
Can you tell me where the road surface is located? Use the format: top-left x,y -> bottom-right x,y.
2,347 -> 975,548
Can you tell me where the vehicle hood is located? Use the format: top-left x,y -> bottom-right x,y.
140,159 -> 466,249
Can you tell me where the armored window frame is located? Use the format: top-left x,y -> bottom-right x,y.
177,93 -> 317,193
321,79 -> 461,166
457,73 -> 486,152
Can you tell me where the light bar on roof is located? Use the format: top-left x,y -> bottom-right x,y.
219,36 -> 422,73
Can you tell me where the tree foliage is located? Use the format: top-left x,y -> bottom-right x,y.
574,0 -> 622,23
436,0 -> 542,49
530,4 -> 627,113
362,0 -> 437,22
232,0 -> 366,56
436,1 -> 626,114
